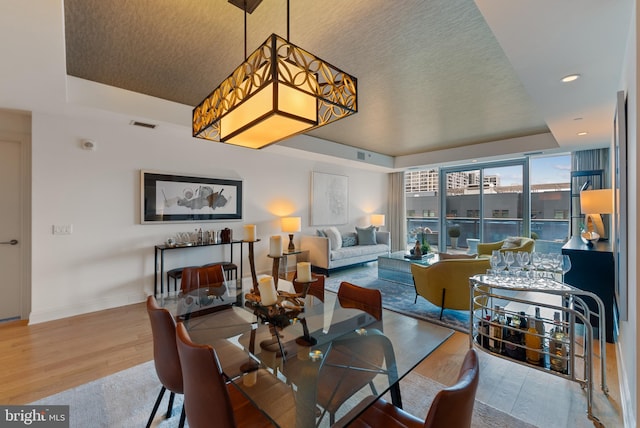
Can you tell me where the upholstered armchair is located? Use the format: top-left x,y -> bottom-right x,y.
477,236 -> 535,257
410,258 -> 490,319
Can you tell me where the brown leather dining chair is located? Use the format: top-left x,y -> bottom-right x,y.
337,281 -> 383,321
145,296 -> 185,428
292,271 -> 326,301
316,281 -> 384,425
346,348 -> 480,428
175,322 -> 274,428
181,264 -> 226,297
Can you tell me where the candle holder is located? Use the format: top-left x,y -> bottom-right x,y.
295,317 -> 317,347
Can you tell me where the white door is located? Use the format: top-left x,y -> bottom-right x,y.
0,138 -> 22,321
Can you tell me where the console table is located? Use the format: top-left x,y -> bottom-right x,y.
561,236 -> 617,342
154,240 -> 244,299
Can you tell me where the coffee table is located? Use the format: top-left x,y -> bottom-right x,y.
377,251 -> 439,285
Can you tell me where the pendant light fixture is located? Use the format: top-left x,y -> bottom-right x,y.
192,0 -> 358,149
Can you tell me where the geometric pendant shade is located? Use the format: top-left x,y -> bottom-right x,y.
193,34 -> 357,149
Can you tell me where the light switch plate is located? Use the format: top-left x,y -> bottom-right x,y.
52,224 -> 73,235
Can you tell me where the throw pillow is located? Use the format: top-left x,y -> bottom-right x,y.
316,229 -> 327,237
438,252 -> 477,260
501,237 -> 521,249
324,226 -> 342,251
356,225 -> 377,246
341,232 -> 358,247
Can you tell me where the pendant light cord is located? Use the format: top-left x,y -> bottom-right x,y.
244,0 -> 247,60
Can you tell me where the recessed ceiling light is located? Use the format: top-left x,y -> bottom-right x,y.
577,131 -> 588,136
561,74 -> 581,83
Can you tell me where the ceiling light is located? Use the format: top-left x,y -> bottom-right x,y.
192,0 -> 358,149
561,74 -> 581,83
577,131 -> 588,136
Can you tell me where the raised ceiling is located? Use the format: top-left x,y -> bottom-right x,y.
63,0 -> 632,161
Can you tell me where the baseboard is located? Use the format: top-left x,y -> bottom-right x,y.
28,292 -> 147,324
616,340 -> 635,427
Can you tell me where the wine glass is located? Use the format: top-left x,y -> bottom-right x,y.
531,252 -> 542,279
503,251 -> 515,273
490,250 -> 502,275
560,255 -> 572,283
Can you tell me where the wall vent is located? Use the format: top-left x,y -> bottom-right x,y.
130,120 -> 157,129
357,151 -> 366,160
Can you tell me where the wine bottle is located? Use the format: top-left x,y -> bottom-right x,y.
489,305 -> 503,354
549,311 -> 568,374
534,307 -> 546,366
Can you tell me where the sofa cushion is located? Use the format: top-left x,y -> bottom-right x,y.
356,225 -> 377,245
330,244 -> 388,261
438,252 -> 477,260
324,226 -> 342,251
342,232 -> 358,247
501,237 -> 522,249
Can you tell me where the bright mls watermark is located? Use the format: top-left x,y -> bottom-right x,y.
1,406 -> 69,427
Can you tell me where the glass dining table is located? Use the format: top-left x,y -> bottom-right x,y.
173,279 -> 454,428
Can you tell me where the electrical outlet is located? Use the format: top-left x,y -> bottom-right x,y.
52,224 -> 73,235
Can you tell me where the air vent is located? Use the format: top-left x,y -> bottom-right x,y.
357,151 -> 366,160
130,120 -> 157,129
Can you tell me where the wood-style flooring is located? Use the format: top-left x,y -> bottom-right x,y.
0,301 -> 622,427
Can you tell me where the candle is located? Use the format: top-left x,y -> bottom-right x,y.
243,369 -> 257,387
269,235 -> 282,257
258,276 -> 278,306
243,224 -> 256,242
297,262 -> 312,282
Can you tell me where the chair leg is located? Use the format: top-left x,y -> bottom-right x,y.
178,405 -> 186,428
145,386 -> 167,428
439,288 -> 446,320
166,391 -> 175,418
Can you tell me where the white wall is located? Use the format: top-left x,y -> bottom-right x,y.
617,4 -> 638,426
26,107 -> 387,323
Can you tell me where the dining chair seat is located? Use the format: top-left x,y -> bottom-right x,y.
345,348 -> 480,428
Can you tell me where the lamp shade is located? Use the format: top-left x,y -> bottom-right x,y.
193,34 -> 357,149
580,189 -> 614,214
281,216 -> 302,233
370,214 -> 385,227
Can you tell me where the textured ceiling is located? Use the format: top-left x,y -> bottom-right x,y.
63,0 -> 630,160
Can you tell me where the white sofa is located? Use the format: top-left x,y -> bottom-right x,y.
301,229 -> 390,275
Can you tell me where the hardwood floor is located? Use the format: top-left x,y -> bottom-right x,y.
0,301 -> 622,427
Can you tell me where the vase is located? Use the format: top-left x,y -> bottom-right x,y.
414,241 -> 422,257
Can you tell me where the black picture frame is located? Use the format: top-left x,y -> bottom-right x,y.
613,90 -> 628,321
141,170 -> 243,223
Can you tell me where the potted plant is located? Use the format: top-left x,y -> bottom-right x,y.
448,225 -> 461,249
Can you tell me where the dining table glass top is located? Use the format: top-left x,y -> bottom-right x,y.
171,279 -> 454,428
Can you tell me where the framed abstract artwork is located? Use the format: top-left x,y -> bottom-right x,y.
141,170 -> 243,223
310,171 -> 348,225
613,90 -> 628,320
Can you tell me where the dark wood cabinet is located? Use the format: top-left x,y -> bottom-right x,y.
562,236 -> 617,343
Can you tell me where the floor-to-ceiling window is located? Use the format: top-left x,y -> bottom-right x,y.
405,154 -> 571,253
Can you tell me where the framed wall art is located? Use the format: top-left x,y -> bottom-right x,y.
310,171 -> 348,225
141,170 -> 243,223
613,90 -> 628,320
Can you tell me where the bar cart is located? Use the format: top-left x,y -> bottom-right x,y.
469,274 -> 609,424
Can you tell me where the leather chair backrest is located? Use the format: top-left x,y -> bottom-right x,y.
146,296 -> 183,394
337,281 -> 382,321
175,322 -> 236,428
292,272 -> 326,302
181,265 -> 226,295
423,348 -> 479,428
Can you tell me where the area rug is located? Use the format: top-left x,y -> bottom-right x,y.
32,361 -> 538,428
324,265 -> 472,333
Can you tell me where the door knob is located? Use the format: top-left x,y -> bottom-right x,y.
0,239 -> 18,245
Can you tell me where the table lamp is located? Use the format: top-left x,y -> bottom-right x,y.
281,216 -> 301,252
580,189 -> 614,242
370,214 -> 385,230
